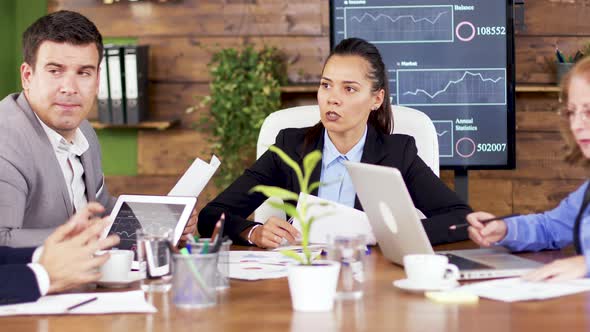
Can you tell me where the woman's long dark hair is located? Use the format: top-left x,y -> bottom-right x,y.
304,38 -> 392,149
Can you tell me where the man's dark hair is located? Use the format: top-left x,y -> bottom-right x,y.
22,10 -> 103,68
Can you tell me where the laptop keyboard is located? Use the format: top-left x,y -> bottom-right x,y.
442,253 -> 493,270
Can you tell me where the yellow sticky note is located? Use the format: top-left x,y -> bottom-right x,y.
425,291 -> 479,304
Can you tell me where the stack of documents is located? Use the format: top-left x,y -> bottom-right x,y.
168,155 -> 220,197
0,290 -> 156,316
455,277 -> 590,302
229,250 -> 321,281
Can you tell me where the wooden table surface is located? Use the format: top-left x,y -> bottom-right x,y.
2,241 -> 588,332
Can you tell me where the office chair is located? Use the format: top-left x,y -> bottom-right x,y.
254,105 -> 439,222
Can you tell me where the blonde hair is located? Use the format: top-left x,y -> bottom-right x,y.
559,56 -> 590,166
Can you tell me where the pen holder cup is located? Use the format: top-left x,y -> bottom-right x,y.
197,238 -> 232,290
172,252 -> 219,309
557,62 -> 574,84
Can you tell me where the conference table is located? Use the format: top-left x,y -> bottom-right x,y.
3,241 -> 588,331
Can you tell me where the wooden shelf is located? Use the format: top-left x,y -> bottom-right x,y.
280,84 -> 317,93
90,119 -> 179,130
281,83 -> 561,94
515,84 -> 560,93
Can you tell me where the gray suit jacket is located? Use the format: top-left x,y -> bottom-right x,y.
0,93 -> 116,247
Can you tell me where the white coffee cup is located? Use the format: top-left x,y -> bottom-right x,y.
97,249 -> 133,281
403,254 -> 460,286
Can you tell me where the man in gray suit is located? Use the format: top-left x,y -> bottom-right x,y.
0,11 -> 115,246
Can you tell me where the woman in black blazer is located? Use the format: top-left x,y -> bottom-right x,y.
198,38 -> 472,247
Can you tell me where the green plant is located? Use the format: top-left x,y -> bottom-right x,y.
250,146 -> 328,265
193,46 -> 286,188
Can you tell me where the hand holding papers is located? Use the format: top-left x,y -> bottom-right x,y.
292,193 -> 376,245
168,155 -> 220,197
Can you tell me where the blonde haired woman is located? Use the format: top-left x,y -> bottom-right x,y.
467,57 -> 590,281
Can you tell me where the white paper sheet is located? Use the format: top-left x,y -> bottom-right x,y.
293,194 -> 376,245
0,290 -> 156,316
455,277 -> 590,302
229,251 -> 321,281
168,155 -> 220,197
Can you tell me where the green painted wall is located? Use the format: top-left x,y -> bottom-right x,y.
0,0 -> 45,96
96,129 -> 138,176
0,1 -> 16,97
15,0 -> 47,90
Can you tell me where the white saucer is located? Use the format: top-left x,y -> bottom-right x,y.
393,278 -> 459,293
97,271 -> 144,288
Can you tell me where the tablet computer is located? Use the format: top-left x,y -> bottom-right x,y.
102,195 -> 197,258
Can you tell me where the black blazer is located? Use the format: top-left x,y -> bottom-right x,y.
198,125 -> 471,245
0,246 -> 41,305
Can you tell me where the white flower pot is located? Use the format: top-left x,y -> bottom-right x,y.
287,261 -> 341,312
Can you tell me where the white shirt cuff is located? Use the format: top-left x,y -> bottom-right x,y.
27,263 -> 50,296
31,246 -> 44,263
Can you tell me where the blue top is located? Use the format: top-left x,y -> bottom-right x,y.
317,126 -> 367,208
497,181 -> 590,275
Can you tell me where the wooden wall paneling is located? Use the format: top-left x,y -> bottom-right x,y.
106,175 -> 219,212
516,94 -> 560,115
141,36 -> 328,83
516,36 -> 587,84
253,36 -> 329,83
516,111 -> 561,132
149,82 -> 209,128
139,36 -> 241,83
520,1 -> 590,36
469,179 -> 513,215
49,0 -> 322,37
138,129 -> 213,175
320,0 -> 330,36
513,179 -> 586,214
475,131 -> 587,180
434,174 -> 512,214
106,175 -> 178,196
220,1 -> 323,36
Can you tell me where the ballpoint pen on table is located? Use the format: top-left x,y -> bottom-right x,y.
66,296 -> 98,312
448,213 -> 521,230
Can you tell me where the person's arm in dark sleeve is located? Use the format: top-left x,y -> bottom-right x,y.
0,246 -> 41,305
198,130 -> 289,245
401,136 -> 472,245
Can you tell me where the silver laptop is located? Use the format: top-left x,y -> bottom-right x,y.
344,161 -> 542,280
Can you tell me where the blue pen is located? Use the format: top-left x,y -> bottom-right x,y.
186,242 -> 192,254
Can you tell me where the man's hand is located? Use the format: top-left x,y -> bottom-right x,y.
66,202 -> 106,238
39,205 -> 120,294
523,256 -> 588,282
248,217 -> 301,249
